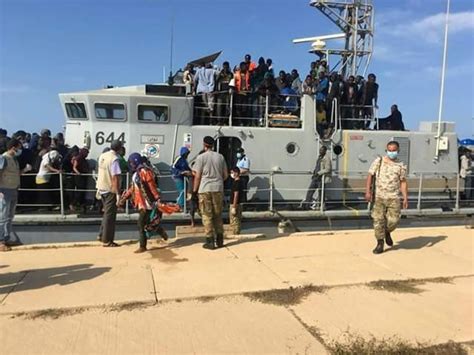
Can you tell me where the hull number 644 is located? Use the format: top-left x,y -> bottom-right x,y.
95,132 -> 126,145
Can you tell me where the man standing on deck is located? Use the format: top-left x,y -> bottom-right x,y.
194,63 -> 217,122
192,136 -> 228,250
236,147 -> 250,204
365,141 -> 408,254
97,140 -> 123,247
300,146 -> 331,210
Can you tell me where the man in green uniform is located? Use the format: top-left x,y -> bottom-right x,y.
192,136 -> 228,249
365,140 -> 408,254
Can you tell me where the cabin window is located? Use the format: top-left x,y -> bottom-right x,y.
95,103 -> 126,120
65,102 -> 87,119
138,105 -> 169,123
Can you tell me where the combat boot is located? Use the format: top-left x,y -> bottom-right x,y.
385,230 -> 393,246
372,239 -> 384,254
203,237 -> 215,250
216,233 -> 224,248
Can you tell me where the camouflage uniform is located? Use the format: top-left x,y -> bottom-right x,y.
199,191 -> 224,238
369,157 -> 407,240
230,205 -> 242,235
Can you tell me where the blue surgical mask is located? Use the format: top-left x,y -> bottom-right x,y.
387,151 -> 398,160
236,153 -> 242,159
15,149 -> 22,157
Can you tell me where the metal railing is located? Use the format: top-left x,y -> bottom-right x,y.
15,170 -> 473,217
193,91 -> 381,134
194,91 -> 303,128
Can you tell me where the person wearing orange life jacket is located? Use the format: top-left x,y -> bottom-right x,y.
244,54 -> 256,74
233,62 -> 251,125
119,153 -> 166,253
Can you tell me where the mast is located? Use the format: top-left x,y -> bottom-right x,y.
294,0 -> 374,78
434,0 -> 450,162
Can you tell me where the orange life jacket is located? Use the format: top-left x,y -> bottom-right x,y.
234,70 -> 250,92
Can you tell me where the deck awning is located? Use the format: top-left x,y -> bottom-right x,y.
188,51 -> 222,66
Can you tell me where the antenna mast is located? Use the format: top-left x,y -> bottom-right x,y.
295,0 -> 374,78
168,14 -> 175,85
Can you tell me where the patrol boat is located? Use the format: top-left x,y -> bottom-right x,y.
57,0 -> 468,219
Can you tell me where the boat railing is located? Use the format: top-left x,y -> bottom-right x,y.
335,99 -> 378,130
193,91 -> 303,128
15,170 -> 472,217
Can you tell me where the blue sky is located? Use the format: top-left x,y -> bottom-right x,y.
0,0 -> 473,139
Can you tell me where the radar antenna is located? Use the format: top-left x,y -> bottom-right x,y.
294,0 -> 374,78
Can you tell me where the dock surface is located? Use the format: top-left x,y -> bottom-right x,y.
1,225 -> 473,354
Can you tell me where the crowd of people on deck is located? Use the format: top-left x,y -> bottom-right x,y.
176,54 -> 404,137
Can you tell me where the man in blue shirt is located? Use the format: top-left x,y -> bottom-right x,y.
172,147 -> 192,209
236,147 -> 250,203
280,84 -> 299,114
315,71 -> 329,106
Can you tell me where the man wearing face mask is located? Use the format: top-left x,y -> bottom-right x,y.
0,139 -> 32,251
365,141 -> 408,254
235,148 -> 250,204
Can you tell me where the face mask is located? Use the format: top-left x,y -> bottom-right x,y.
236,153 -> 242,159
15,149 -> 22,157
387,151 -> 398,160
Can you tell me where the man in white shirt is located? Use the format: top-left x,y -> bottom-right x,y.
97,140 -> 123,247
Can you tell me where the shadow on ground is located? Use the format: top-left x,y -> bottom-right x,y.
0,264 -> 111,295
389,235 -> 447,251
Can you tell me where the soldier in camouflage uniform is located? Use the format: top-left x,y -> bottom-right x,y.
365,141 -> 408,254
192,136 -> 228,250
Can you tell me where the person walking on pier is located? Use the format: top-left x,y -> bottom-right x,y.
172,147 -> 192,210
192,136 -> 228,249
119,153 -> 162,253
229,167 -> 244,235
97,140 -> 122,247
0,139 -> 31,251
365,141 -> 408,254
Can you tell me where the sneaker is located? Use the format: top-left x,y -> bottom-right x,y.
103,242 -> 120,247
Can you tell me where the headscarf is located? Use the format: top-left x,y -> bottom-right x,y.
127,152 -> 143,172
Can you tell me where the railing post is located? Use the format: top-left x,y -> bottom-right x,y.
269,172 -> 274,211
320,176 -> 325,213
229,91 -> 233,127
125,173 -> 130,215
183,177 -> 187,214
417,173 -> 423,212
455,172 -> 460,211
265,94 -> 269,128
59,172 -> 65,216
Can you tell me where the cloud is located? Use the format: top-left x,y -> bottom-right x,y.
391,11 -> 474,43
0,85 -> 33,94
421,62 -> 474,78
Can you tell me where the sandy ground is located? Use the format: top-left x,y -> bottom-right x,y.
0,225 -> 472,354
